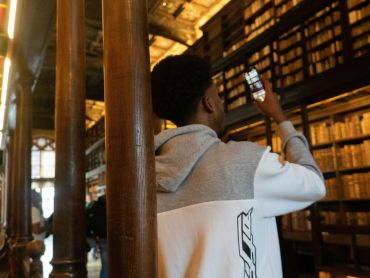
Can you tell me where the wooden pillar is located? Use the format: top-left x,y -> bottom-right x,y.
102,0 -> 157,277
8,80 -> 33,277
50,0 -> 86,277
301,102 -> 323,273
6,132 -> 14,234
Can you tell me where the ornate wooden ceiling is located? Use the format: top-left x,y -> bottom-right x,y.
14,0 -> 232,129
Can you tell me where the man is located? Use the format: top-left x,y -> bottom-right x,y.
86,194 -> 108,278
31,190 -> 47,241
152,55 -> 325,278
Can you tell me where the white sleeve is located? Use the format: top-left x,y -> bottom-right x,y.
32,207 -> 41,224
254,148 -> 326,217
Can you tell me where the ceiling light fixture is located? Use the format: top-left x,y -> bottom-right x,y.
1,57 -> 11,105
8,0 -> 18,39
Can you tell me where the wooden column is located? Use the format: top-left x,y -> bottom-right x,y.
8,80 -> 33,277
301,103 -> 323,272
102,0 -> 157,277
50,0 -> 86,276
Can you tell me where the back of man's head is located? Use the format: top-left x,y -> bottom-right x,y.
151,55 -> 212,125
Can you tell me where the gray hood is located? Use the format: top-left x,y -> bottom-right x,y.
154,124 -> 220,192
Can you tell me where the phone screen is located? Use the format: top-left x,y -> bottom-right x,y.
244,68 -> 266,102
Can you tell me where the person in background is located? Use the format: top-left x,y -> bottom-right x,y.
151,55 -> 326,278
86,194 -> 108,278
31,190 -> 48,241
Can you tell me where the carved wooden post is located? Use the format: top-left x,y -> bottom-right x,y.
50,0 -> 86,276
8,80 -> 33,277
26,240 -> 45,278
101,0 -> 158,276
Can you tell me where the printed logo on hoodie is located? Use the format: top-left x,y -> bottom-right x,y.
237,208 -> 257,278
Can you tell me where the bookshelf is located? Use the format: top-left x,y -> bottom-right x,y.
192,0 -> 370,113
305,2 -> 344,76
225,85 -> 370,275
86,0 -> 370,275
275,25 -> 304,88
86,117 -> 104,148
224,63 -> 247,111
348,0 -> 370,57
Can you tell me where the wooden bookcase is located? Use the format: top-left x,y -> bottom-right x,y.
86,0 -> 370,276
227,87 -> 370,276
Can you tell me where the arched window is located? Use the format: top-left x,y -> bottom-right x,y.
31,137 -> 55,179
31,137 -> 55,218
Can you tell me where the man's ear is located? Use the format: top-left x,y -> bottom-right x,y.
201,95 -> 215,113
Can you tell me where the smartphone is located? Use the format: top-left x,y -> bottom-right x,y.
244,67 -> 266,102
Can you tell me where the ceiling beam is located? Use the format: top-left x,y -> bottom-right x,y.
14,0 -> 56,82
148,0 -> 163,13
149,23 -> 190,46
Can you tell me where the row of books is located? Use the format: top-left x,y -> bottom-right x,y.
280,210 -> 311,231
334,112 -> 370,139
351,20 -> 370,37
309,55 -> 340,75
307,41 -> 342,64
284,210 -> 370,231
281,58 -> 303,75
353,32 -> 370,50
347,0 -> 368,10
225,73 -> 244,90
309,111 -> 370,144
352,18 -> 370,55
86,145 -> 105,172
324,178 -> 338,199
304,11 -> 341,38
244,0 -> 303,24
86,117 -> 105,147
225,64 -> 245,79
336,140 -> 370,168
325,172 -> 370,199
248,45 -> 270,64
306,29 -> 339,50
223,38 -> 248,57
242,0 -> 303,45
342,172 -> 370,198
244,17 -> 276,41
228,84 -> 245,98
260,68 -> 273,79
212,72 -> 224,93
216,0 -> 370,66
280,70 -> 304,87
250,57 -> 271,72
244,0 -> 273,19
346,212 -> 370,225
279,47 -> 302,65
350,3 -> 370,56
278,29 -> 302,51
321,211 -> 370,225
355,47 -> 370,57
348,2 -> 370,25
244,0 -> 303,19
227,95 -> 247,111
247,10 -> 274,29
310,122 -> 332,145
275,0 -> 303,17
320,211 -> 339,225
313,148 -> 335,172
290,210 -> 311,231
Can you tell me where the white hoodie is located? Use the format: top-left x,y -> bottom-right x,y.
155,121 -> 325,278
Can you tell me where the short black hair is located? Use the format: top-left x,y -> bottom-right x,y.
151,55 -> 212,124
